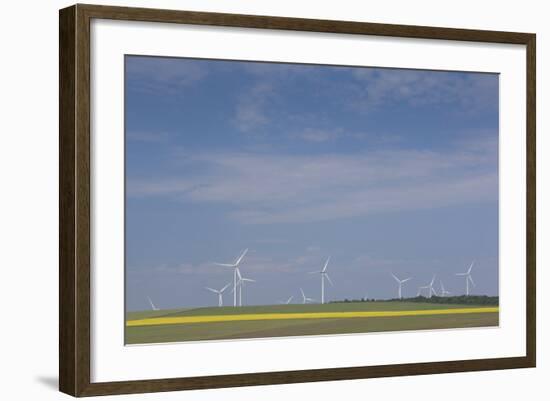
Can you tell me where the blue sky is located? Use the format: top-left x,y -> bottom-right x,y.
125,56 -> 499,311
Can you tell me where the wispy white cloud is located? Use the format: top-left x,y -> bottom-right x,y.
232,64 -> 333,135
351,68 -> 498,113
233,83 -> 275,133
127,178 -> 197,197
291,128 -> 343,142
126,56 -> 207,93
135,250 -> 322,277
228,172 -> 496,224
231,66 -> 496,139
290,128 -> 401,144
127,135 -> 497,224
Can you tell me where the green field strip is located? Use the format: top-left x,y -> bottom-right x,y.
125,312 -> 499,344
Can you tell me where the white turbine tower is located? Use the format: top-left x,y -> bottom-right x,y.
300,288 -> 315,304
309,257 -> 333,304
214,248 -> 248,307
440,281 -> 452,296
147,296 -> 159,311
456,261 -> 475,296
204,282 -> 231,307
235,268 -> 255,306
391,273 -> 412,299
418,275 -> 437,298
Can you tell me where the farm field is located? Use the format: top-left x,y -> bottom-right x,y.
125,302 -> 499,344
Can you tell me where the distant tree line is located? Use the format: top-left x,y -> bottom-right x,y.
330,295 -> 499,305
331,298 -> 376,303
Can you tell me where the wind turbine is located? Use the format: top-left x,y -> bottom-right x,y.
204,282 -> 231,307
309,257 -> 333,304
456,261 -> 475,296
418,275 -> 437,298
440,281 -> 452,296
214,248 -> 248,307
391,273 -> 412,299
300,288 -> 315,304
235,268 -> 255,306
147,296 -> 159,311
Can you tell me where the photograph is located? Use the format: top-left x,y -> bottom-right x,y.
124,55 -> 500,345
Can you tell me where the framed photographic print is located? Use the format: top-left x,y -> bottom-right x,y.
59,4 -> 536,397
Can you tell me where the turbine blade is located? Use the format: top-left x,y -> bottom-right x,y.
456,272 -> 467,276
214,263 -> 235,267
147,296 -> 157,310
205,287 -> 217,293
468,275 -> 476,287
391,273 -> 400,282
322,257 -> 331,273
234,248 -> 249,266
236,268 -> 242,280
325,273 -> 334,286
220,282 -> 231,292
467,261 -> 475,274
402,277 -> 412,283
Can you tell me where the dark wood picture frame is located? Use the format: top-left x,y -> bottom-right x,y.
59,3 -> 536,397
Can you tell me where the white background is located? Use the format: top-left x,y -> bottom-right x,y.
0,0 -> 546,400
